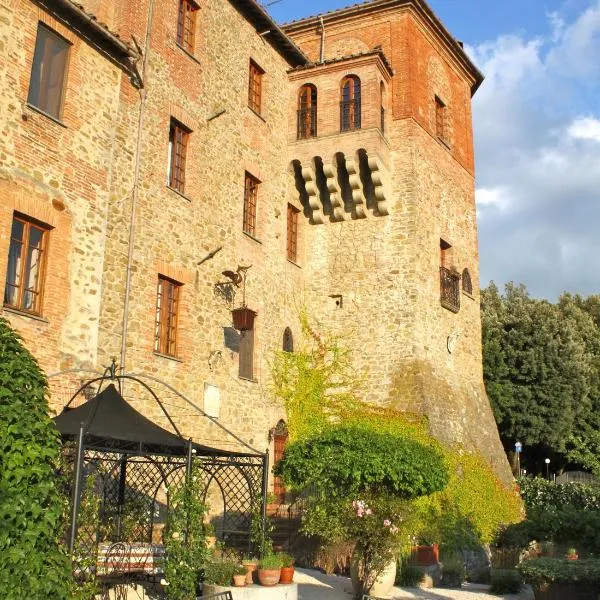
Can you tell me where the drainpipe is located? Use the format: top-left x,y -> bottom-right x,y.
120,0 -> 156,372
319,17 -> 325,63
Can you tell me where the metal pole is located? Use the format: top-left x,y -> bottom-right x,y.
186,439 -> 193,481
184,440 -> 193,545
260,451 -> 270,557
68,424 -> 85,554
516,452 -> 521,477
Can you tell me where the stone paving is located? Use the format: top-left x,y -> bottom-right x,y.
296,568 -> 534,600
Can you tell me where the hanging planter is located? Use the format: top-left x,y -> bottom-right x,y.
232,306 -> 257,331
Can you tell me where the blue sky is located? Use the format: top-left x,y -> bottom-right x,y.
265,0 -> 600,300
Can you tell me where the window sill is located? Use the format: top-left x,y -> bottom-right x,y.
462,290 -> 475,300
238,375 -> 258,384
175,43 -> 201,65
166,185 -> 192,202
243,231 -> 262,244
25,103 -> 67,128
3,305 -> 49,323
287,259 -> 301,268
247,106 -> 266,123
153,351 -> 184,363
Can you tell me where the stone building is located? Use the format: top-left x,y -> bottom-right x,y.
0,0 -> 512,493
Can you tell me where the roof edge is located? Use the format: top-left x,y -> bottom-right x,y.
229,0 -> 309,67
282,0 -> 484,95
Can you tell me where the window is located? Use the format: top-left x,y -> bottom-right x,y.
297,84 -> 317,139
340,75 -> 361,132
462,268 -> 473,296
167,119 -> 190,194
154,276 -> 181,357
239,328 -> 254,380
243,172 -> 259,237
440,239 -> 460,313
283,327 -> 294,353
248,60 -> 264,114
177,0 -> 198,54
380,81 -> 386,134
435,96 -> 448,144
4,215 -> 49,315
28,24 -> 70,119
286,203 -> 299,262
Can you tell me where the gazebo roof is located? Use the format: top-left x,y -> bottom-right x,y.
53,383 -> 255,457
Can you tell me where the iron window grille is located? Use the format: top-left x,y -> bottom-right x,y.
28,24 -> 70,119
154,276 -> 181,357
462,268 -> 473,296
4,214 -> 49,315
177,0 -> 198,54
440,267 -> 460,313
297,105 -> 317,139
243,172 -> 259,237
340,98 -> 361,132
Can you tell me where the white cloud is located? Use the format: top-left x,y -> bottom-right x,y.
470,2 -> 600,298
568,117 -> 600,141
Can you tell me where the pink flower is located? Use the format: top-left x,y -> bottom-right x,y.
365,508 -> 373,516
383,519 -> 391,527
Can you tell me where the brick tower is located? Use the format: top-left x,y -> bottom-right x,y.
283,0 -> 512,481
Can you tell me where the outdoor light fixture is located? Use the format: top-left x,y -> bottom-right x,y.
545,458 -> 551,480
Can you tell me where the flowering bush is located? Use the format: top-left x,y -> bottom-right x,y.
347,496 -> 404,594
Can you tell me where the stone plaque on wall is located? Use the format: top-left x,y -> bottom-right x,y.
203,383 -> 220,419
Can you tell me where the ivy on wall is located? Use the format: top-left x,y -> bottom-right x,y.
270,314 -> 522,550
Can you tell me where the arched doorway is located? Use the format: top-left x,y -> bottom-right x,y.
271,419 -> 289,504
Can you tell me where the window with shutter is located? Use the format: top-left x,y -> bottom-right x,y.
286,204 -> 299,262
239,328 -> 254,380
168,119 -> 190,194
243,172 -> 259,237
28,24 -> 70,119
154,276 -> 181,357
177,0 -> 198,54
4,214 -> 49,315
248,60 -> 264,114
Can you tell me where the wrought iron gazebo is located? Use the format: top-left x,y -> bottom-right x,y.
52,366 -> 267,584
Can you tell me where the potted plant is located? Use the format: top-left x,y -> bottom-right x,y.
241,555 -> 258,584
232,564 -> 247,587
203,558 -> 240,587
278,552 -> 295,584
566,548 -> 579,561
257,553 -> 283,586
231,306 -> 257,331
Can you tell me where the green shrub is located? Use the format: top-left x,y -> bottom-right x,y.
490,569 -> 521,594
518,558 -> 600,587
442,555 -> 465,588
518,477 -> 600,512
0,318 -> 73,599
258,554 -> 283,569
396,562 -> 424,587
276,425 -> 449,499
203,558 -> 240,586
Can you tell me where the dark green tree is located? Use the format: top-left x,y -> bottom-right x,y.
0,318 -> 72,598
481,284 -> 600,473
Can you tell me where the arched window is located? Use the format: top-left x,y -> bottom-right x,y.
297,84 -> 317,139
340,75 -> 361,132
462,268 -> 473,296
283,327 -> 294,352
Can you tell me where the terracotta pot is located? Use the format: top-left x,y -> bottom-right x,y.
258,568 -> 281,586
350,555 -> 396,599
279,566 -> 295,584
232,574 -> 247,587
242,561 -> 257,584
412,544 -> 439,566
232,307 -> 257,331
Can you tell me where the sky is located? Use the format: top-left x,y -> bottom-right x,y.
264,0 -> 600,300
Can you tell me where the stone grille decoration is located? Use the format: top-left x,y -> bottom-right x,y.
52,367 -> 267,586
